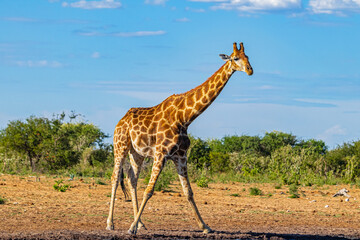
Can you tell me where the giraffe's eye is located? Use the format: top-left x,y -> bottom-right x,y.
233,57 -> 239,61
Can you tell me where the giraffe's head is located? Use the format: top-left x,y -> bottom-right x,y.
219,42 -> 253,75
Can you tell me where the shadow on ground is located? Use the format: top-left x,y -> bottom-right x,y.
0,229 -> 356,240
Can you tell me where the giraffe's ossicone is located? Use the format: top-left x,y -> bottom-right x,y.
106,42 -> 253,235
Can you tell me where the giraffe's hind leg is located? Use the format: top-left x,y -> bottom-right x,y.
106,134 -> 130,231
128,152 -> 166,234
174,157 -> 212,234
127,147 -> 147,231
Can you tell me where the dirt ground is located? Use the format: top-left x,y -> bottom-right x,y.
1,174 -> 360,240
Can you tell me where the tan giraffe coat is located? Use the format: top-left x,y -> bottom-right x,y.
106,42 -> 253,234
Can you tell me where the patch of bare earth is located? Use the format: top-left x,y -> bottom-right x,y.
1,174 -> 360,239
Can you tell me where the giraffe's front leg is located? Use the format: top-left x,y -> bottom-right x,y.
106,136 -> 129,231
106,155 -> 126,230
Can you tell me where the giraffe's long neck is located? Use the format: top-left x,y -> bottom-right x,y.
180,61 -> 235,126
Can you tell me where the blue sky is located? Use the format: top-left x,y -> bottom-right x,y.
0,0 -> 360,148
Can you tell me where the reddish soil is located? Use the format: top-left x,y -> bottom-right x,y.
1,174 -> 360,239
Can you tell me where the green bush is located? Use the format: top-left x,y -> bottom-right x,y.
96,179 -> 107,185
209,151 -> 230,172
0,196 -> 6,204
196,175 -> 211,188
53,179 -> 70,192
289,184 -> 300,198
249,187 -> 262,196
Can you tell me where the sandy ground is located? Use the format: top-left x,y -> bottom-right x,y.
1,174 -> 360,239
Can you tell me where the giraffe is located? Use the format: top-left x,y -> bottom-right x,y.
106,42 -> 253,234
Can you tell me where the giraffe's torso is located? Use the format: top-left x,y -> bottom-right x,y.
114,94 -> 191,159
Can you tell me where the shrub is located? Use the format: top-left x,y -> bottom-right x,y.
53,179 -> 70,192
0,196 -> 6,204
196,175 -> 210,188
289,184 -> 300,198
209,151 -> 230,172
96,179 -> 107,185
249,187 -> 262,196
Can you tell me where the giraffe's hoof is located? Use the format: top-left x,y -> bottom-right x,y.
128,223 -> 138,235
138,221 -> 147,231
106,225 -> 114,231
203,226 -> 213,234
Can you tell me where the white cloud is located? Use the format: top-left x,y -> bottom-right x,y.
210,0 -> 301,12
258,85 -> 276,90
308,0 -> 360,15
112,30 -> 166,37
175,17 -> 190,22
188,0 -> 227,2
2,17 -> 39,22
14,60 -> 63,68
91,51 -> 100,58
62,0 -> 122,9
77,30 -> 166,37
317,125 -> 347,146
185,6 -> 206,12
144,0 -> 167,5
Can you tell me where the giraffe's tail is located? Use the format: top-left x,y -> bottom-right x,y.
119,168 -> 131,202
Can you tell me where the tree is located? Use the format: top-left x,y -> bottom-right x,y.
187,136 -> 211,169
260,131 -> 297,156
0,116 -> 53,171
0,113 -> 109,172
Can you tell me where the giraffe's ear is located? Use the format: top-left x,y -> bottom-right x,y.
219,54 -> 230,61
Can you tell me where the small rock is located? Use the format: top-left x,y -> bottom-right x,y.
309,200 -> 316,203
345,198 -> 350,202
325,205 -> 329,208
13,202 -> 18,205
204,201 -> 208,205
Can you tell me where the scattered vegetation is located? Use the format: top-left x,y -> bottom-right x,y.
249,187 -> 263,196
288,184 -> 300,198
0,196 -> 6,204
95,179 -> 107,185
53,179 -> 70,192
196,173 -> 211,188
